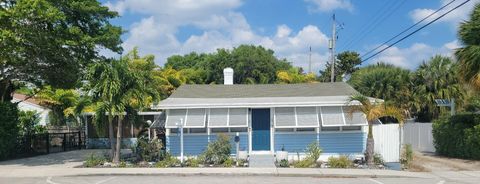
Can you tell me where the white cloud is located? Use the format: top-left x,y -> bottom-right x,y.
409,0 -> 479,26
368,41 -> 458,69
305,0 -> 354,13
104,0 -> 332,74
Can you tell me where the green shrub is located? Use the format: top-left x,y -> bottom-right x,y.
184,157 -> 200,167
293,157 -> 316,168
400,144 -> 413,168
200,133 -> 231,165
0,102 -> 19,160
222,157 -> 234,167
328,156 -> 352,168
155,152 -> 180,168
135,137 -> 164,162
118,161 -> 127,168
373,153 -> 384,165
432,114 -> 480,159
278,159 -> 289,167
237,159 -> 248,167
18,110 -> 46,135
84,153 -> 106,167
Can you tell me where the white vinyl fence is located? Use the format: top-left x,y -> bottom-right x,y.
403,123 -> 435,153
372,124 -> 400,162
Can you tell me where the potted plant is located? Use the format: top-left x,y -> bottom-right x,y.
276,144 -> 289,162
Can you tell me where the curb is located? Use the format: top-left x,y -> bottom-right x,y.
63,172 -> 418,178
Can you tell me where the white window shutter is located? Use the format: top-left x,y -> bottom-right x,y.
228,108 -> 248,127
165,109 -> 186,128
208,108 -> 229,127
296,107 -> 319,127
274,107 -> 296,127
321,106 -> 345,127
185,108 -> 206,127
343,106 -> 368,126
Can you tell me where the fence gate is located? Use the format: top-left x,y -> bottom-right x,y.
372,124 -> 400,162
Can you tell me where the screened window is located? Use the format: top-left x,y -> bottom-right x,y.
185,109 -> 206,127
320,106 -> 345,127
342,106 -> 368,126
342,126 -> 362,131
165,109 -> 186,128
296,107 -> 319,127
208,108 -> 228,127
274,107 -> 296,127
228,108 -> 248,127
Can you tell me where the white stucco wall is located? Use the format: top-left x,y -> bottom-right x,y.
11,99 -> 50,126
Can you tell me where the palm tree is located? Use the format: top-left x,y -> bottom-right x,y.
88,49 -> 159,163
455,4 -> 480,90
412,56 -> 464,121
347,94 -> 404,166
36,86 -> 79,126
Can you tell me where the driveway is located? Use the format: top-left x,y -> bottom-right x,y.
411,152 -> 480,172
0,149 -> 106,168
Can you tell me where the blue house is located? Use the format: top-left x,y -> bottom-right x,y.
154,68 -> 369,160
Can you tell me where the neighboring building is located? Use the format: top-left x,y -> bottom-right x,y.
11,93 -> 51,126
154,68 -> 371,160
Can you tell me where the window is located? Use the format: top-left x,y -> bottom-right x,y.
296,128 -> 316,132
185,109 -> 206,128
321,106 -> 345,127
228,108 -> 248,127
274,107 -> 296,127
230,127 -> 248,132
296,107 -> 319,127
208,108 -> 228,127
343,106 -> 368,126
342,126 -> 362,131
190,128 -> 207,133
211,128 -> 229,133
165,109 -> 186,128
275,128 -> 294,132
321,126 -> 340,131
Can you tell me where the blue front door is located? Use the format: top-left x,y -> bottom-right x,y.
252,109 -> 271,151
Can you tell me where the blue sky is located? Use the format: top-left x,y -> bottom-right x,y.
102,0 -> 479,73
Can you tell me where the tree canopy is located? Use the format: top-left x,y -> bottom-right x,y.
0,0 -> 122,102
319,51 -> 362,82
456,3 -> 480,91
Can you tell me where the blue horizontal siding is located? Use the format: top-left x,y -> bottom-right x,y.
274,132 -> 366,154
167,133 -> 248,156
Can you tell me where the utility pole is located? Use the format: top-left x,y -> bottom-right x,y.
308,46 -> 312,73
329,14 -> 336,83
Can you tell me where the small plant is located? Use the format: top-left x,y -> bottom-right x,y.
306,141 -> 322,162
118,161 -> 127,168
293,157 -> 315,168
184,157 -> 200,167
155,152 -> 180,168
328,156 -> 352,168
400,144 -> 413,169
373,153 -> 384,165
237,159 -> 248,167
222,157 -> 234,167
84,153 -> 106,167
278,159 -> 289,167
200,134 -> 231,165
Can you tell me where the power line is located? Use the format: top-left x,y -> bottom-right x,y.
360,0 -> 457,59
340,0 -> 406,51
361,0 -> 472,63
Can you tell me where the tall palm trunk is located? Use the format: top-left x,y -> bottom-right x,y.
366,122 -> 375,166
108,116 -> 115,160
113,116 -> 123,163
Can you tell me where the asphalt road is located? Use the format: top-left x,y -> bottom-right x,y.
0,175 -> 477,184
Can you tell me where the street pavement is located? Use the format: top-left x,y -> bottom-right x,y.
0,175 -> 477,184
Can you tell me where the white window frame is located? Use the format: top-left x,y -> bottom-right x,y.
184,108 -> 207,128
273,107 -> 320,128
165,109 -> 187,128
207,108 -> 248,128
320,106 -> 347,127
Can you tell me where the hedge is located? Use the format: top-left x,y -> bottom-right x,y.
432,113 -> 480,160
0,102 -> 19,160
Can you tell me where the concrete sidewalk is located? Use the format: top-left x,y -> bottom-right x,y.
1,150 -> 479,179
